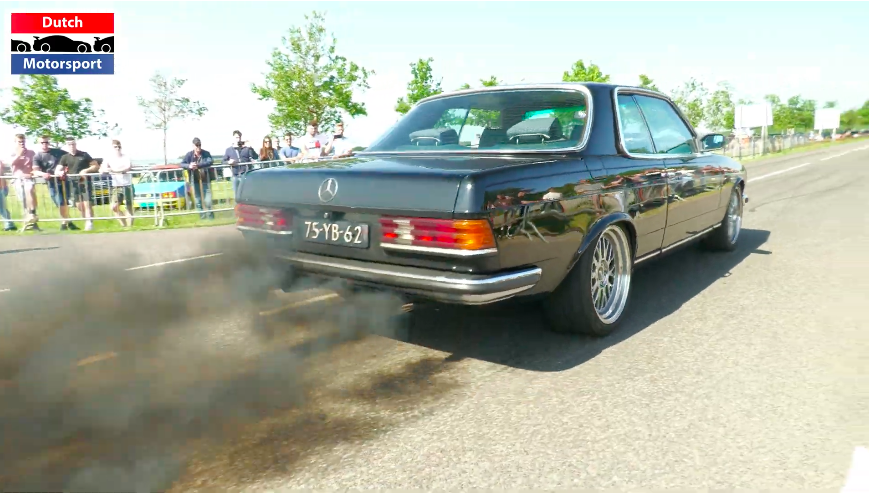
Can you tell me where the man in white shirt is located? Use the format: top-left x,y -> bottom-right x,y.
323,121 -> 355,158
297,121 -> 326,161
99,139 -> 134,228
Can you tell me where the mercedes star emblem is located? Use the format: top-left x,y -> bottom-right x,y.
318,178 -> 338,202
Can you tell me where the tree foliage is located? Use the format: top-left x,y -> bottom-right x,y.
562,60 -> 610,83
395,57 -> 442,115
136,72 -> 207,165
251,11 -> 373,136
638,74 -> 659,91
0,75 -> 116,146
704,82 -> 735,131
670,77 -> 707,128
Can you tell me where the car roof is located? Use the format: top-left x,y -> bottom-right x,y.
416,82 -> 668,105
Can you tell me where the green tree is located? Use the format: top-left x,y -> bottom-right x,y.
562,60 -> 610,83
638,74 -> 659,91
0,75 -> 116,146
457,75 -> 501,91
136,72 -> 208,165
823,101 -> 837,109
395,57 -> 442,115
670,78 -> 707,128
704,82 -> 735,131
251,11 -> 373,136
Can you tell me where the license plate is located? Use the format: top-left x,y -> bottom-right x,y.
302,220 -> 369,248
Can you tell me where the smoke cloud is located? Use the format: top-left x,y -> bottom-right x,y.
0,235 -> 408,492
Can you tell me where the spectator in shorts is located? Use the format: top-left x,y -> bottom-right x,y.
34,135 -> 77,230
323,121 -> 355,158
99,139 -> 134,228
58,137 -> 100,231
278,132 -> 301,163
180,137 -> 215,220
297,121 -> 325,160
223,130 -> 258,200
2,134 -> 47,230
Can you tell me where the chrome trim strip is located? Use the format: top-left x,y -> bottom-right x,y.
237,225 -> 294,235
612,87 -> 701,161
633,250 -> 660,264
660,224 -> 720,253
358,84 -> 594,157
276,253 -> 541,288
381,243 -> 499,257
397,284 -> 536,305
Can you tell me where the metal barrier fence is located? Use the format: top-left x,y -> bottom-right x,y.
0,158 -> 295,231
716,134 -> 811,160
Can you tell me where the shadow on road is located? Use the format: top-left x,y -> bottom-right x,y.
398,228 -> 772,372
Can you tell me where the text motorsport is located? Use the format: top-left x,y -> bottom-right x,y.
9,12 -> 115,75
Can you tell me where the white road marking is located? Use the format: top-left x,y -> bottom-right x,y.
751,162 -> 812,182
124,253 -> 224,271
821,151 -> 851,161
842,446 -> 869,492
0,288 -> 10,293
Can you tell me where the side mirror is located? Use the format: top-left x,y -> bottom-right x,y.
701,133 -> 726,151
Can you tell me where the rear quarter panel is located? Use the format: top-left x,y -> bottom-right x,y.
456,157 -> 606,293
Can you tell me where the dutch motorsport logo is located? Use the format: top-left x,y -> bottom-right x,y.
9,12 -> 114,75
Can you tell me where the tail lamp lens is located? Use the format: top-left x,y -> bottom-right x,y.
379,217 -> 496,251
235,203 -> 291,232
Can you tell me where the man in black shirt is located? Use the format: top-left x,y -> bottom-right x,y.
33,135 -> 79,230
180,137 -> 215,220
222,130 -> 258,200
58,137 -> 100,231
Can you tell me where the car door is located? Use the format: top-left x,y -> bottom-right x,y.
631,94 -> 723,247
607,93 -> 670,259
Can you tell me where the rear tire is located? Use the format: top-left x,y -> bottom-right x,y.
702,186 -> 743,252
542,223 -> 633,337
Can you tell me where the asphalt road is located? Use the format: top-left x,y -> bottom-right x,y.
1,139 -> 868,491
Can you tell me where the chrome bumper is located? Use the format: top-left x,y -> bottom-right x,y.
273,251 -> 542,305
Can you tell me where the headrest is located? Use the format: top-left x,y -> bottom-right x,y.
409,127 -> 459,146
478,128 -> 508,147
506,117 -> 563,143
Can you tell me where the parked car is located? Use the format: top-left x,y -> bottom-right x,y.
235,83 -> 748,337
133,165 -> 190,210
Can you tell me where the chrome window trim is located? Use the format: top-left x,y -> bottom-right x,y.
381,243 -> 498,257
613,87 -> 702,161
357,84 -> 594,157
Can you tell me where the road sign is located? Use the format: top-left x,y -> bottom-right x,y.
813,108 -> 841,130
734,103 -> 773,129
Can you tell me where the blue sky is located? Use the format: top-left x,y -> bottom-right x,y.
1,1 -> 867,161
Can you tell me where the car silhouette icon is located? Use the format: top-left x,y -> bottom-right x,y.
32,35 -> 92,53
93,36 -> 114,53
11,39 -> 32,52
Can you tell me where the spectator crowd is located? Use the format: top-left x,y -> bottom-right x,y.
0,120 -> 355,232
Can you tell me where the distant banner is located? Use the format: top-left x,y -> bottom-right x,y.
11,53 -> 114,74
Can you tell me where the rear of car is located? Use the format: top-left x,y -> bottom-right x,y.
236,85 -> 592,304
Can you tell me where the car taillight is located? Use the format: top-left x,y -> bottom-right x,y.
162,191 -> 177,198
379,216 -> 496,252
235,203 -> 292,233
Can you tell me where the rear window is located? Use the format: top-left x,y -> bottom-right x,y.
364,88 -> 590,153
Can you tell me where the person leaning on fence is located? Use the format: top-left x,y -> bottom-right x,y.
180,137 -> 215,220
58,137 -> 100,231
259,136 -> 277,164
323,121 -> 355,159
278,132 -> 301,163
0,151 -> 15,231
34,135 -> 77,230
2,134 -> 46,231
223,130 -> 258,200
297,121 -> 325,161
99,139 -> 135,228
